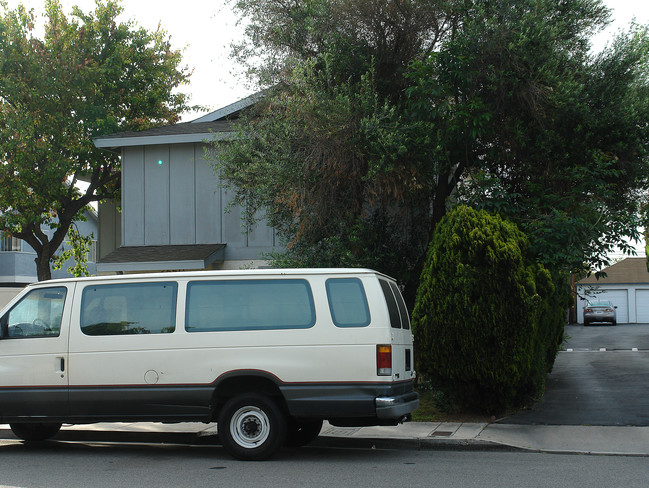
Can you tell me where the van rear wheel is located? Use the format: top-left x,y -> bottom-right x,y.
10,422 -> 62,442
218,393 -> 287,461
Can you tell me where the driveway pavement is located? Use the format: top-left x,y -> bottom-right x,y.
499,324 -> 649,426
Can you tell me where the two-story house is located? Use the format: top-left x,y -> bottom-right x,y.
93,94 -> 281,274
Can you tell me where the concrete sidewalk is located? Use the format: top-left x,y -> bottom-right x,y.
320,422 -> 649,456
3,421 -> 648,456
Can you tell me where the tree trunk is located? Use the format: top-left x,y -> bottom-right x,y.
35,252 -> 52,282
402,168 -> 460,310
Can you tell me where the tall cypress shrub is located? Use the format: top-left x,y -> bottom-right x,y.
412,206 -> 557,413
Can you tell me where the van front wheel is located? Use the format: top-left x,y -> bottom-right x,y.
218,393 -> 287,461
10,422 -> 62,442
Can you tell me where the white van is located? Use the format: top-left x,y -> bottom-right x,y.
0,268 -> 418,460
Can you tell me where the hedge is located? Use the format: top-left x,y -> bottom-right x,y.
412,206 -> 567,414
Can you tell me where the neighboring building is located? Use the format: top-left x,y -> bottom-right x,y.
576,257 -> 649,324
0,210 -> 98,307
93,94 -> 282,274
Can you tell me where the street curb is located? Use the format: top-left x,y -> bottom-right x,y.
312,436 -> 521,452
1,428 -> 515,452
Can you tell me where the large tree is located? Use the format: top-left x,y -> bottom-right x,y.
215,0 -> 649,302
0,0 -> 193,280
217,0 -> 455,296
433,3 -> 649,273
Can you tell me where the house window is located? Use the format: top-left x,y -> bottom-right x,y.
0,233 -> 21,252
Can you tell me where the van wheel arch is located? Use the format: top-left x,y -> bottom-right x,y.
10,422 -> 62,442
212,373 -> 287,419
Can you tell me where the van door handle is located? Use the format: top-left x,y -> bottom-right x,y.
58,357 -> 65,372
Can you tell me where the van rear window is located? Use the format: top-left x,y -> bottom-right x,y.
390,281 -> 411,330
379,280 -> 402,329
81,282 -> 177,335
186,279 -> 315,332
326,278 -> 371,327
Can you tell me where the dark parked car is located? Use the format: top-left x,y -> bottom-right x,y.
583,300 -> 617,325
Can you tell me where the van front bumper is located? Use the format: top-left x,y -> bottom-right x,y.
375,392 -> 420,419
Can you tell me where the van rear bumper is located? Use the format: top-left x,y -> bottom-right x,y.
280,381 -> 419,423
375,392 -> 420,419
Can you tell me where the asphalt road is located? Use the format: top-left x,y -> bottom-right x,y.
0,440 -> 647,488
500,323 -> 649,426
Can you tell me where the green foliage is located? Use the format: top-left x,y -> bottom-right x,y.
231,0 -> 451,94
213,55 -> 430,288
408,1 -> 649,273
412,206 -> 568,414
51,224 -> 92,277
220,0 -> 649,305
216,0 -> 460,297
0,0 -> 193,280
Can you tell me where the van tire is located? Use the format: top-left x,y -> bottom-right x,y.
218,393 -> 287,461
10,422 -> 62,442
285,419 -> 323,447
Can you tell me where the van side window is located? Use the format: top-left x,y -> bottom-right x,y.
379,280 -> 401,329
2,287 -> 66,338
186,279 -> 315,332
390,281 -> 411,330
326,278 -> 371,327
80,282 -> 177,335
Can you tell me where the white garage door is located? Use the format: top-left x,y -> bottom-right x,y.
636,290 -> 649,323
594,290 -> 628,323
583,289 -> 629,324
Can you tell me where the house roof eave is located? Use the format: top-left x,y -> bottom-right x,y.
190,91 -> 264,123
93,130 -> 234,149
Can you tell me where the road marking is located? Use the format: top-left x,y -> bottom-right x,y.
560,348 -> 647,352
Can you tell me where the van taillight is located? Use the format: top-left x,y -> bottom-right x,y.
377,345 -> 392,376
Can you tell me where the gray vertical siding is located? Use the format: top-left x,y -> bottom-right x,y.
98,200 -> 120,260
247,208 -> 276,248
118,142 -> 279,262
195,147 -> 222,244
169,144 -> 196,244
144,145 -> 171,245
221,186 -> 246,247
122,146 -> 145,246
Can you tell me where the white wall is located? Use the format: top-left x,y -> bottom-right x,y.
0,287 -> 23,310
